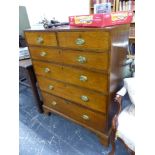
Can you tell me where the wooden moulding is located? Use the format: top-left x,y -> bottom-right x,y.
43,105 -> 111,147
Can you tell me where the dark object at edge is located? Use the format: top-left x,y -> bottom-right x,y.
43,22 -> 69,28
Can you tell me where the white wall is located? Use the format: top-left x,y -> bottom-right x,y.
19,0 -> 89,26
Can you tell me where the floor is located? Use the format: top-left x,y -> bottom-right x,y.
19,84 -> 129,155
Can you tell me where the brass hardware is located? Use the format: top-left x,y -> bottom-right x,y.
75,38 -> 85,45
36,36 -> 44,44
81,95 -> 89,102
82,115 -> 89,120
80,75 -> 88,82
44,68 -> 50,73
48,85 -> 54,90
40,51 -> 47,56
77,56 -> 87,64
51,101 -> 57,106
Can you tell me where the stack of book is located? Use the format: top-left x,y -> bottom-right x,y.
19,47 -> 30,60
118,0 -> 135,11
129,26 -> 135,38
93,0 -> 114,5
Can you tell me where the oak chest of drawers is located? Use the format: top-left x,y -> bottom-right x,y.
25,25 -> 129,146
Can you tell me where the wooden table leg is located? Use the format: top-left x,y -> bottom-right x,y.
26,66 -> 43,113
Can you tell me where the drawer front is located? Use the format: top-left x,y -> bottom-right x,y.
25,32 -> 57,46
58,31 -> 110,51
33,61 -> 108,93
29,47 -> 109,71
42,92 -> 106,132
61,50 -> 108,71
29,47 -> 61,62
37,76 -> 107,113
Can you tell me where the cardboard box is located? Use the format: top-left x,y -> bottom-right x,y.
69,11 -> 133,28
94,3 -> 111,14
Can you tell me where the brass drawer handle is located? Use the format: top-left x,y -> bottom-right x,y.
77,56 -> 87,64
51,101 -> 57,106
36,36 -> 44,44
80,75 -> 87,82
75,38 -> 85,45
81,95 -> 89,102
40,51 -> 47,56
82,114 -> 89,120
44,67 -> 50,73
48,85 -> 54,90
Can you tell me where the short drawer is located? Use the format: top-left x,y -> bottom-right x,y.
42,92 -> 106,132
57,31 -> 110,51
37,76 -> 107,114
25,32 -> 57,46
33,60 -> 108,93
29,47 -> 109,71
29,47 -> 61,62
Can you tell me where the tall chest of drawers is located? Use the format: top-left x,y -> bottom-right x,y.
25,25 -> 129,146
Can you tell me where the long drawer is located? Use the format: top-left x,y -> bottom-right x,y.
33,60 -> 108,93
57,31 -> 110,51
37,76 -> 107,113
25,32 -> 57,46
42,92 -> 106,132
29,47 -> 109,71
